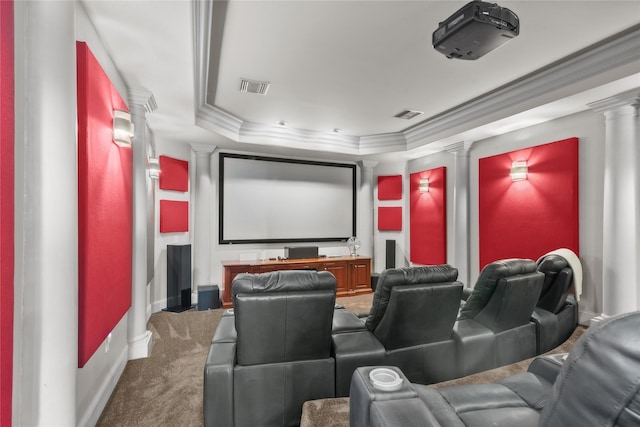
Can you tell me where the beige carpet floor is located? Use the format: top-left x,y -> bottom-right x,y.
97,293 -> 584,426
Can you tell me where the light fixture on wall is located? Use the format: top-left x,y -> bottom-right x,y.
148,157 -> 160,179
419,177 -> 430,193
113,110 -> 134,146
510,160 -> 528,181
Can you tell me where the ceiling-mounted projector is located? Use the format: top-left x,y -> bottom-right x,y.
433,1 -> 519,60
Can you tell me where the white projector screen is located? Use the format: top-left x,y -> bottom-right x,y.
219,153 -> 356,244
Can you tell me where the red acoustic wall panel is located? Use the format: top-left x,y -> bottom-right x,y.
378,206 -> 402,231
410,167 -> 447,265
160,200 -> 189,233
378,175 -> 402,200
159,155 -> 189,192
77,42 -> 132,367
479,137 -> 579,269
1,1 -> 14,423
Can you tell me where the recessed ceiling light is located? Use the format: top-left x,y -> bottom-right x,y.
275,121 -> 287,127
332,128 -> 342,134
394,110 -> 424,120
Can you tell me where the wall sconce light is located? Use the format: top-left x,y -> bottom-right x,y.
419,178 -> 430,193
510,160 -> 528,181
113,110 -> 134,146
148,157 -> 160,179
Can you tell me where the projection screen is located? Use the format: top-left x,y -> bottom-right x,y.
219,153 -> 356,244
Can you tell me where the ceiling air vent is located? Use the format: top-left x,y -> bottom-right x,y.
394,110 -> 424,120
239,78 -> 270,95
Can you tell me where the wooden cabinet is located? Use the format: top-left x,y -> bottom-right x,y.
221,256 -> 371,307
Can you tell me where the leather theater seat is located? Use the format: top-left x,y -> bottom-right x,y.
332,265 -> 464,396
203,270 -> 337,427
455,258 -> 545,377
332,259 -> 545,395
350,310 -> 640,427
532,253 -> 579,353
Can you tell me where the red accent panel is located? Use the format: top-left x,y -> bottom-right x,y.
479,137 -> 579,269
77,42 -> 132,367
159,155 -> 189,192
378,206 -> 402,231
1,2 -> 14,423
160,200 -> 189,233
378,175 -> 402,200
410,167 -> 447,265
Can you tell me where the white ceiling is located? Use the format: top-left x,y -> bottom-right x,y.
81,0 -> 640,161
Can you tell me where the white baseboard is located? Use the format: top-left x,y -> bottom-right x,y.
578,309 -> 598,326
151,298 -> 167,314
128,330 -> 153,360
78,347 -> 128,427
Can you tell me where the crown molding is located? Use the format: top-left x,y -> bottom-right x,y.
193,3 -> 639,158
403,25 -> 640,150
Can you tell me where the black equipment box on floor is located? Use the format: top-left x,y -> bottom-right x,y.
198,285 -> 221,310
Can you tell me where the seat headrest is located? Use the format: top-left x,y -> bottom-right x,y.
365,265 -> 458,332
231,270 -> 336,300
459,258 -> 538,320
537,254 -> 569,273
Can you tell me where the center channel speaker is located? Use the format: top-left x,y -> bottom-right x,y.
284,246 -> 319,259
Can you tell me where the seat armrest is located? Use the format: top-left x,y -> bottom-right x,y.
350,366 -> 435,427
332,308 -> 367,334
332,331 -> 386,397
203,342 -> 236,427
527,353 -> 567,384
212,314 -> 237,343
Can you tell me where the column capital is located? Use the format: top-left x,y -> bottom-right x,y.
191,144 -> 216,155
358,160 -> 378,169
445,141 -> 473,154
128,89 -> 158,114
588,89 -> 640,113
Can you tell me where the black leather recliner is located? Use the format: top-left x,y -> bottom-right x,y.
532,253 -> 579,353
331,265 -> 463,396
454,258 -> 544,377
203,270 -> 337,427
350,310 -> 640,427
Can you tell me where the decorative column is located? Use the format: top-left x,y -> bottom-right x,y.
127,90 -> 157,360
446,141 -> 473,287
357,160 -> 378,260
13,1 -> 78,424
191,144 -> 216,293
589,89 -> 640,319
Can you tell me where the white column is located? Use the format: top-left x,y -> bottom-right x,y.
127,90 -> 157,360
191,144 -> 216,293
357,161 -> 378,261
589,89 -> 640,318
446,141 -> 473,287
13,1 -> 78,424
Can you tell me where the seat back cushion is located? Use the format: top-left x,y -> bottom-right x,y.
538,266 -> 573,314
474,271 -> 544,332
365,265 -> 458,332
539,311 -> 640,427
373,282 -> 463,349
233,270 -> 336,365
459,259 -> 538,321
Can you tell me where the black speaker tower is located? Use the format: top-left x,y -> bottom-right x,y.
385,240 -> 396,270
166,244 -> 193,312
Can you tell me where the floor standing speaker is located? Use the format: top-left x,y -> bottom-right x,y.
166,244 -> 192,312
385,239 -> 396,270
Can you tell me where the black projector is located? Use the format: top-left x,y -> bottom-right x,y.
433,1 -> 519,60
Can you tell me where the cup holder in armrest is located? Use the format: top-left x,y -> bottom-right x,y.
369,368 -> 403,392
